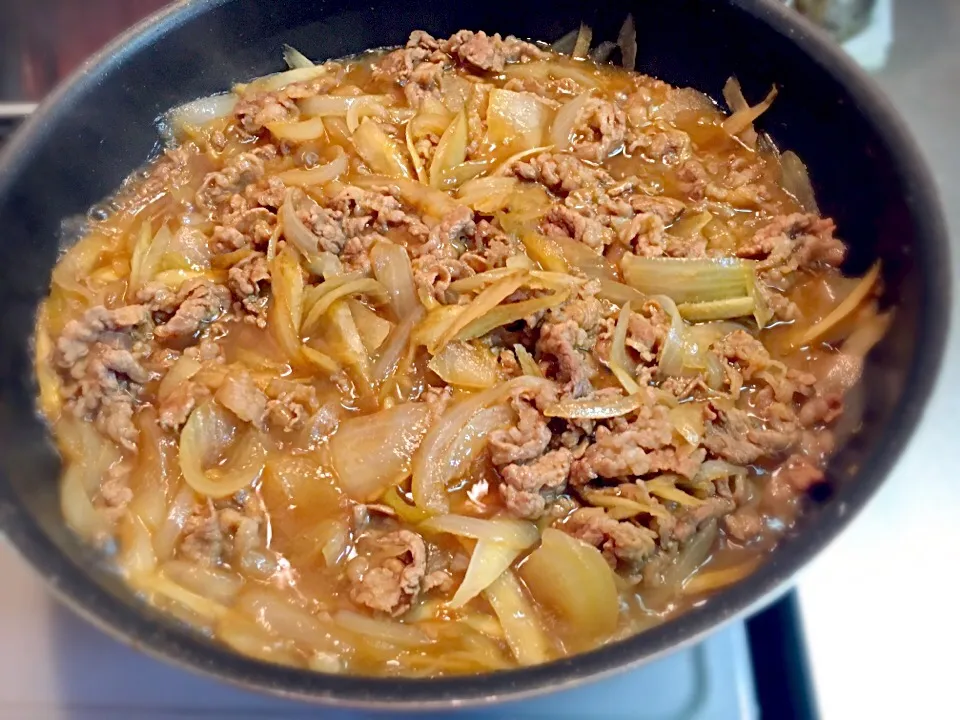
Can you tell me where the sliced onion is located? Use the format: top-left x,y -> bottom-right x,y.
519,528 -> 619,648
411,376 -> 555,512
243,65 -> 331,93
162,560 -> 244,604
456,289 -> 570,343
621,253 -> 754,304
798,262 -> 881,347
300,94 -> 395,119
429,110 -> 468,188
441,405 -> 514,485
723,85 -> 778,139
449,540 -> 525,608
669,402 -> 705,445
371,240 -> 418,318
572,23 -> 593,58
677,296 -> 755,322
352,118 -> 412,178
486,89 -> 550,150
484,571 -> 551,666
421,514 -> 539,548
267,116 -> 327,144
168,94 -> 237,129
617,14 -> 638,70
329,402 -> 432,500
282,44 -> 314,69
301,279 -> 389,336
268,248 -> 306,362
448,267 -> 522,294
513,344 -> 543,377
610,301 -> 642,394
645,476 -> 703,506
428,341 -> 502,389
334,610 -> 432,646
405,118 -> 429,183
373,311 -> 421,384
544,390 -> 647,420
157,356 -> 202,404
431,273 -> 527,352
502,60 -> 600,90
280,190 -> 321,257
179,404 -> 267,498
348,299 -> 393,353
130,222 -> 173,292
276,152 -> 347,186
325,300 -> 373,390
596,279 -> 646,305
457,176 -> 519,213
553,235 -> 616,280
520,232 -> 568,273
780,150 -> 819,214
550,92 -> 591,151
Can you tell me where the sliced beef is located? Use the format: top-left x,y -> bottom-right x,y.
441,30 -> 544,72
702,402 -> 798,465
736,212 -> 846,283
212,207 -> 276,253
264,379 -> 319,432
140,279 -> 232,343
569,98 -> 626,163
498,448 -> 572,519
55,305 -> 153,450
460,220 -> 521,271
488,387 -> 554,465
216,371 -> 269,428
234,76 -> 337,135
513,152 -> 614,195
570,404 -> 705,485
561,507 -> 657,569
412,254 -> 474,302
535,293 -> 608,397
347,529 -> 439,616
179,495 -> 266,567
541,205 -> 614,250
227,252 -> 271,326
196,146 -> 277,214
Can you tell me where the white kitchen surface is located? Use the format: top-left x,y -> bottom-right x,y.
797,1 -> 960,718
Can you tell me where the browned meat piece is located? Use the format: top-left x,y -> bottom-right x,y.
441,30 -> 544,72
227,252 -> 271,326
158,379 -> 207,431
561,507 -> 657,569
264,379 -> 319,432
570,404 -> 705,485
234,77 -> 337,134
541,205 -> 613,250
412,254 -> 474,302
416,205 -> 477,259
672,497 -> 736,545
139,279 -> 232,344
179,495 -> 266,567
211,207 -> 277,253
737,212 -> 846,283
488,389 -> 553,466
374,31 -> 451,107
617,212 -> 667,256
570,98 -> 626,163
216,371 -> 268,428
460,220 -> 521,271
712,330 -> 815,404
95,464 -> 133,524
195,146 -> 277,213
55,305 -> 153,450
420,385 -> 454,421
723,507 -> 764,543
299,202 -> 348,255
498,448 -> 573,519
627,126 -> 691,165
762,454 -> 824,519
703,403 -> 798,465
514,152 -> 614,195
347,529 -> 432,616
535,294 -> 608,397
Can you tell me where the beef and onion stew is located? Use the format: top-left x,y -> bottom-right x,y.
34,26 -> 889,676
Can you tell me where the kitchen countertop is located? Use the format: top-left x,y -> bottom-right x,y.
797,0 -> 960,717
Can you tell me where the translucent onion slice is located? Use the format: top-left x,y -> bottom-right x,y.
455,289 -> 570,343
798,262 -> 881,347
544,390 -> 646,420
429,110 -> 468,188
431,273 -> 527,352
301,278 -> 389,337
456,176 -> 519,214
299,94 -> 395,119
621,253 -> 755,304
241,65 -> 330,94
519,528 -> 619,648
779,150 -> 820,214
372,311 -> 421,385
411,376 -> 555,512
449,540 -> 526,609
483,571 -> 551,666
334,610 -> 432,646
179,405 -> 267,498
441,405 -> 514,486
405,119 -> 429,183
352,118 -> 412,178
168,94 -> 237,130
677,296 -> 756,322
669,402 -> 705,445
447,267 -> 522,294
609,301 -> 642,394
329,402 -> 432,501
421,514 -> 540,548
428,341 -> 502,389
514,344 -> 543,377
371,240 -> 419,318
645,476 -> 703,506
617,14 -> 638,70
572,23 -> 593,58
550,92 -> 591,151
275,151 -> 347,186
486,89 -> 550,150
267,116 -> 328,144
596,279 -> 646,305
552,235 -> 616,280
502,60 -> 600,90
723,84 -> 778,139
348,299 -> 393,354
282,44 -> 314,69
268,248 -> 306,362
521,232 -> 569,273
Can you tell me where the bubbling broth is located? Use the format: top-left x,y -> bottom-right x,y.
35,25 -> 889,676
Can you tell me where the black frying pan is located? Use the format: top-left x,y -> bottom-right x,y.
0,0 -> 950,708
